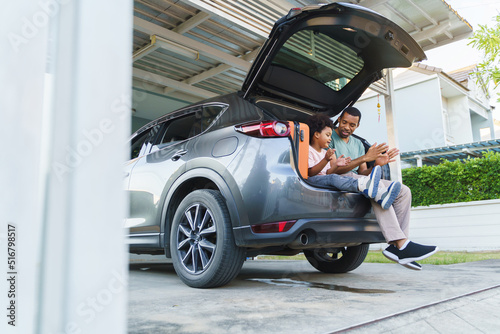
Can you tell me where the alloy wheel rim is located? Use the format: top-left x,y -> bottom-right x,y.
176,203 -> 217,274
314,247 -> 346,262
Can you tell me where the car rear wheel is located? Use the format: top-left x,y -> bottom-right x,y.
303,244 -> 369,273
170,189 -> 245,288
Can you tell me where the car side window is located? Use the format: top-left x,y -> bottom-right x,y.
157,105 -> 226,146
189,106 -> 224,137
130,124 -> 161,160
201,105 -> 224,132
158,113 -> 198,145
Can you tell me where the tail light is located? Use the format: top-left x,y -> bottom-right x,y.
235,121 -> 290,138
251,220 -> 296,233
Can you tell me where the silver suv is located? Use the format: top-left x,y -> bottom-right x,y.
125,2 -> 425,288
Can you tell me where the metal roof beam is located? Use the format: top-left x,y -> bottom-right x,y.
132,79 -> 202,104
163,48 -> 260,95
134,16 -> 252,71
173,11 -> 212,34
383,3 -> 421,32
132,68 -> 218,99
132,41 -> 160,62
179,0 -> 270,38
411,21 -> 451,45
358,0 -> 390,8
407,0 -> 438,25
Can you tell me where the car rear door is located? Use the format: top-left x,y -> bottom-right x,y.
241,2 -> 426,116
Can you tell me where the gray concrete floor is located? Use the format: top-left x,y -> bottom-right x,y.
128,256 -> 500,333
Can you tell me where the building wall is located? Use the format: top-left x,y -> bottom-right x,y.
447,95 -> 473,144
355,76 -> 445,152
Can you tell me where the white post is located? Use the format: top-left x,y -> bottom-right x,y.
1,1 -> 132,333
384,69 -> 403,182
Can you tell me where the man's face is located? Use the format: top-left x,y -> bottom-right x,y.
336,113 -> 359,139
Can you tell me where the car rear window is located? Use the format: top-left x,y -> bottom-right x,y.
271,28 -> 364,91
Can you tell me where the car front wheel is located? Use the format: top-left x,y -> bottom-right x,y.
170,189 -> 245,288
303,244 -> 369,273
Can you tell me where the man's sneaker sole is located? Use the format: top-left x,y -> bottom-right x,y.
363,165 -> 381,198
403,261 -> 422,270
383,250 -> 422,270
377,181 -> 401,210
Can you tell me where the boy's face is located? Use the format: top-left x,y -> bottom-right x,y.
315,126 -> 333,149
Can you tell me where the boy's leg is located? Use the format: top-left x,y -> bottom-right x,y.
307,174 -> 359,192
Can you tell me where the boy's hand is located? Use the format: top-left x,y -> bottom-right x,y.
335,155 -> 351,167
324,148 -> 336,161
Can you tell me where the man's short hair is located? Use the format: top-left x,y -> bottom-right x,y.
340,107 -> 362,125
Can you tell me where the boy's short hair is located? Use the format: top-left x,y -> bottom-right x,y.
306,114 -> 334,142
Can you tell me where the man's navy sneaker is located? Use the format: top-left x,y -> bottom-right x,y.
383,242 -> 438,265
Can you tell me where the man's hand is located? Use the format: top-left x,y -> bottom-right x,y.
374,147 -> 399,166
365,142 -> 389,162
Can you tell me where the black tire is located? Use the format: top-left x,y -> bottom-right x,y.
170,189 -> 245,288
304,244 -> 369,273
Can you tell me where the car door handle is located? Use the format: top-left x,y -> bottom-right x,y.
171,150 -> 188,161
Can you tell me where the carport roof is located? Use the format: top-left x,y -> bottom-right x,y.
401,139 -> 500,165
132,0 -> 473,119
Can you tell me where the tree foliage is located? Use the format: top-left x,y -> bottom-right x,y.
468,14 -> 500,101
402,151 -> 500,207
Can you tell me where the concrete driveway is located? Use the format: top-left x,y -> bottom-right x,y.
128,256 -> 500,333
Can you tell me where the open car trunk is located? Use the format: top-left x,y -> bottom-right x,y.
242,2 -> 426,117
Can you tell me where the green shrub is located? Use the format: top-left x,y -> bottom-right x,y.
402,151 -> 500,207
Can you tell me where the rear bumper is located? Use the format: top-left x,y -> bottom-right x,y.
233,217 -> 385,249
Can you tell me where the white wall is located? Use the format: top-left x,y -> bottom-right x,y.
355,76 -> 445,152
447,95 -> 473,144
410,199 -> 500,251
369,199 -> 500,252
1,1 -> 132,333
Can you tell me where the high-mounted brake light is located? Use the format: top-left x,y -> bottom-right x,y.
286,7 -> 303,19
251,221 -> 296,234
235,121 -> 291,138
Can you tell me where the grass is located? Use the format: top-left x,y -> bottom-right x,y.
255,251 -> 500,265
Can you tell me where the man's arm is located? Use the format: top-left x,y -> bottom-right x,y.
357,147 -> 400,175
334,142 -> 388,175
